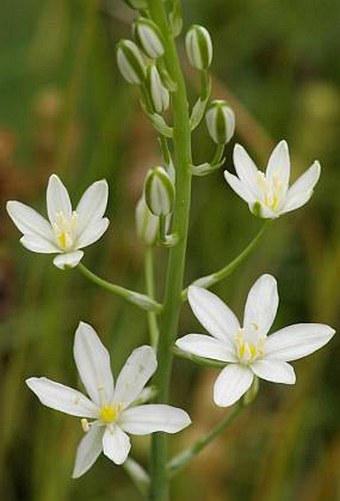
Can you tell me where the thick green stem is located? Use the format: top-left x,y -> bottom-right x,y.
182,220 -> 272,300
145,247 -> 160,348
147,1 -> 193,499
167,402 -> 244,477
77,263 -> 162,313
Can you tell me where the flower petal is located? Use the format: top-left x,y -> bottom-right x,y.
6,201 -> 55,241
102,425 -> 131,465
120,404 -> 191,435
26,377 -> 98,418
266,140 -> 290,193
282,161 -> 321,214
224,170 -> 255,205
20,235 -> 59,253
53,250 -> 84,269
265,323 -> 335,362
113,346 -> 157,408
72,425 -> 104,478
175,334 -> 237,362
76,180 -> 109,235
251,358 -> 296,384
46,174 -> 72,224
213,364 -> 253,407
233,143 -> 260,194
75,218 -> 109,249
243,274 -> 279,338
73,322 -> 114,406
188,286 -> 240,345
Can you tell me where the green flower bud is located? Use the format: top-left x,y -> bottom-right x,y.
205,100 -> 235,144
124,0 -> 148,9
133,17 -> 165,59
144,167 -> 175,216
185,25 -> 213,71
116,40 -> 146,85
146,66 -> 170,113
135,196 -> 160,245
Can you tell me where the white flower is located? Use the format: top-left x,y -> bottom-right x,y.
26,322 -> 191,478
224,140 -> 321,218
6,174 -> 109,269
176,275 -> 335,407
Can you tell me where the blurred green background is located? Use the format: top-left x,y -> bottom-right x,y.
1,0 -> 339,499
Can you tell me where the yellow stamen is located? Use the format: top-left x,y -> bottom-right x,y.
99,404 -> 121,424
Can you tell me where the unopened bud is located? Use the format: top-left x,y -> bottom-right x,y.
185,25 -> 213,71
135,196 -> 160,245
146,66 -> 170,113
205,100 -> 235,144
124,0 -> 148,9
145,167 -> 175,216
133,17 -> 165,59
116,40 -> 146,85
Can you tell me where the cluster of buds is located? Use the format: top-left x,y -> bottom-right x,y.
116,17 -> 170,114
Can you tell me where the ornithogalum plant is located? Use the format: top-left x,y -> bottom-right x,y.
6,0 -> 335,500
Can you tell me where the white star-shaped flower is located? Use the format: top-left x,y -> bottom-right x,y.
6,174 -> 109,269
224,140 -> 321,218
176,275 -> 335,407
26,322 -> 191,478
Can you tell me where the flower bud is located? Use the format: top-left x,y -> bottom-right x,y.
124,0 -> 148,9
116,40 -> 146,85
133,17 -> 165,59
146,66 -> 170,113
135,196 -> 160,245
144,167 -> 175,216
205,100 -> 235,144
185,25 -> 213,71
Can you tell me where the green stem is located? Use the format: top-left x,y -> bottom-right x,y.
182,220 -> 272,300
148,1 -> 193,499
145,247 -> 160,348
77,263 -> 162,313
167,402 -> 244,477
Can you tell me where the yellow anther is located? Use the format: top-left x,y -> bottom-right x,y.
81,418 -> 90,432
99,405 -> 121,424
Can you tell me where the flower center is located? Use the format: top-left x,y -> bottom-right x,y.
256,172 -> 282,211
52,211 -> 78,251
235,328 -> 265,364
99,404 -> 121,424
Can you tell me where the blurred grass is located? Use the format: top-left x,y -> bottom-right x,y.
0,0 -> 339,500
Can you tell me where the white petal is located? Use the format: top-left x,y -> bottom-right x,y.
72,425 -> 104,478
282,161 -> 321,214
120,404 -> 191,435
265,323 -> 335,362
76,180 -> 109,235
224,170 -> 255,204
74,322 -> 114,406
233,143 -> 260,194
251,358 -> 296,384
113,346 -> 157,408
175,334 -> 237,362
266,140 -> 290,192
53,250 -> 84,269
20,235 -> 59,253
7,201 -> 55,241
243,274 -> 278,338
213,364 -> 253,407
46,174 -> 72,224
102,425 -> 131,465
75,218 -> 109,249
188,286 -> 240,345
26,377 -> 98,418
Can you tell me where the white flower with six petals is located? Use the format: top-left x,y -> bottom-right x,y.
224,140 -> 321,218
6,174 -> 109,269
26,322 -> 191,478
176,274 -> 335,407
